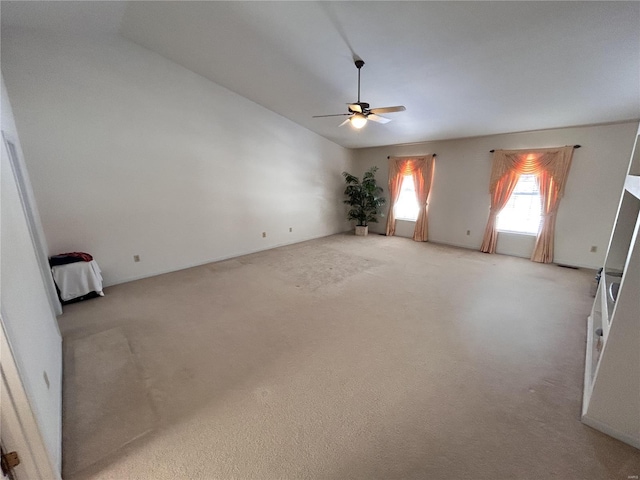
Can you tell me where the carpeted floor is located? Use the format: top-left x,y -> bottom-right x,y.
58,234 -> 640,479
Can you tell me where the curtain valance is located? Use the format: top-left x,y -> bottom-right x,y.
489,146 -> 574,197
389,156 -> 427,176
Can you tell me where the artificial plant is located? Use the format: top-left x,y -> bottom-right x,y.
342,166 -> 386,227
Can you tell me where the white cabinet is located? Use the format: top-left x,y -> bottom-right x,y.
582,124 -> 640,448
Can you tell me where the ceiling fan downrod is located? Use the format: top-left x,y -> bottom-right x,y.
355,59 -> 364,104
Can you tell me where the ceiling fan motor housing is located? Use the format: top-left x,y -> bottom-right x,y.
349,102 -> 369,113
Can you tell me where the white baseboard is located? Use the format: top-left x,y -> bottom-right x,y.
581,415 -> 640,449
104,230 -> 351,287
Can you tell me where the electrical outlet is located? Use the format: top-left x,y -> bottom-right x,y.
133,255 -> 140,262
590,246 -> 597,253
262,232 -> 267,238
289,227 -> 293,232
466,230 -> 470,236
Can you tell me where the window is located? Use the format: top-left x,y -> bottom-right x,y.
496,174 -> 542,234
394,175 -> 420,221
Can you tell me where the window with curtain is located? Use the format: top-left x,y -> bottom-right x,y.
394,175 -> 419,221
480,145 -> 574,263
386,155 -> 435,241
496,174 -> 542,234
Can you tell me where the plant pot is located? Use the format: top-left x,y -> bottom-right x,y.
355,225 -> 368,236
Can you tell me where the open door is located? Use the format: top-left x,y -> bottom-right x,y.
0,319 -> 60,480
2,131 -> 62,318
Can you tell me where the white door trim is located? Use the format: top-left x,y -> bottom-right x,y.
0,318 -> 61,480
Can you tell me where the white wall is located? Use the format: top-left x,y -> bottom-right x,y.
1,28 -> 353,286
1,76 -> 62,472
354,122 -> 639,268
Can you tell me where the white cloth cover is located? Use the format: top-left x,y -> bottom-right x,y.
51,260 -> 104,301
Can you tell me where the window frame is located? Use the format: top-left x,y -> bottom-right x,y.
394,174 -> 420,222
496,174 -> 542,236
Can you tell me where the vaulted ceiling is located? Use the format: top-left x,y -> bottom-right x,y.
3,1 -> 639,148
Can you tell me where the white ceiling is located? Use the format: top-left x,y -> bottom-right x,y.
3,1 -> 639,149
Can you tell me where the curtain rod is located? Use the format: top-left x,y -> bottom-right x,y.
387,154 -> 437,159
489,145 -> 581,153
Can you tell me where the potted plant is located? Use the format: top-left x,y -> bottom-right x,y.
342,166 -> 386,236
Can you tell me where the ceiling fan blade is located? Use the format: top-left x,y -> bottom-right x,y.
368,114 -> 391,124
347,104 -> 362,113
369,106 -> 406,115
339,118 -> 351,127
312,113 -> 352,118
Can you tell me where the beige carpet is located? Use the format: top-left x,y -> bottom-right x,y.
58,234 -> 640,479
63,328 -> 156,474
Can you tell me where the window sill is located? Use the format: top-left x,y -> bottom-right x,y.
497,229 -> 537,237
396,218 -> 417,222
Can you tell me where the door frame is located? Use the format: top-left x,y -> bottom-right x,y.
2,131 -> 62,319
0,317 -> 60,480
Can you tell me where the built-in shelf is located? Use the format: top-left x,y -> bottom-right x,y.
604,190 -> 640,273
629,132 -> 640,175
582,124 -> 640,449
603,270 -> 622,327
585,288 -> 603,386
625,174 -> 640,199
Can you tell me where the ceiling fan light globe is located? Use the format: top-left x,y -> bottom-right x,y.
350,113 -> 367,129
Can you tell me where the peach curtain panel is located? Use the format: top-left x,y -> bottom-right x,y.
411,157 -> 435,241
480,146 -> 574,262
385,158 -> 407,236
386,155 -> 435,241
479,170 -> 521,254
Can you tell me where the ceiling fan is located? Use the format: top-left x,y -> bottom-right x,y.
313,58 -> 406,129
